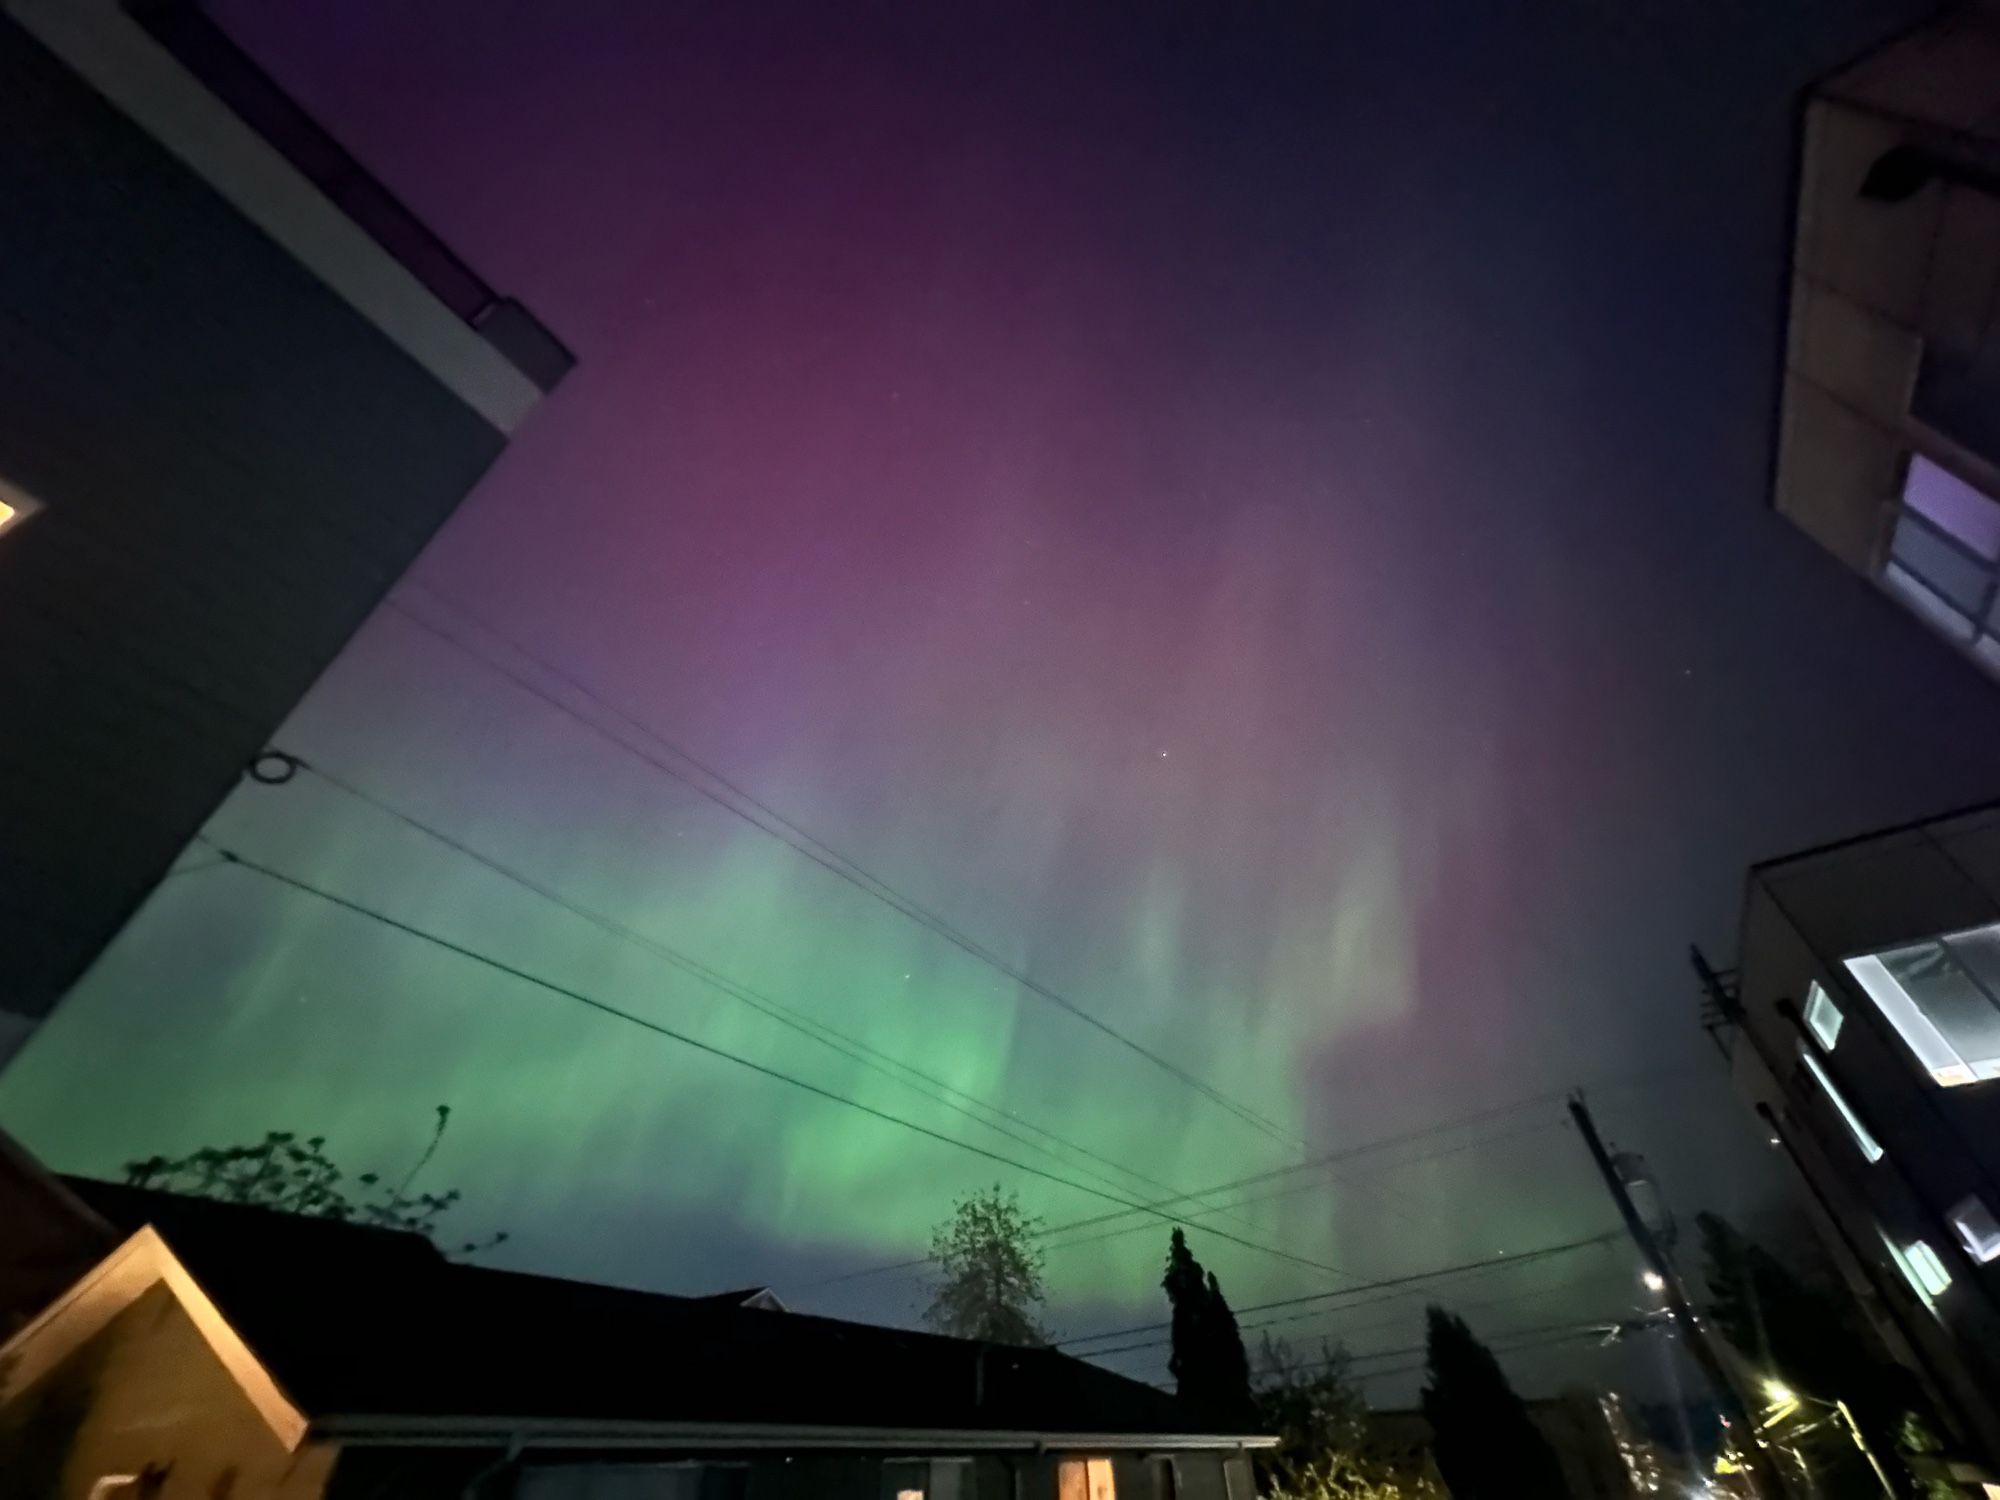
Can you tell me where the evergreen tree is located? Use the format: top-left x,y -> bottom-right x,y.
924,1185 -> 1048,1345
1419,1306 -> 1569,1500
1164,1229 -> 1254,1424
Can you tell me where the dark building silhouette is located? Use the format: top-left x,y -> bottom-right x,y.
0,0 -> 569,1061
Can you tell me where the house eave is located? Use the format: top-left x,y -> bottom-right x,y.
311,1415 -> 1278,1454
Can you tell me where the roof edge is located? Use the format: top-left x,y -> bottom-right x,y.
0,1225 -> 310,1451
311,1415 -> 1278,1453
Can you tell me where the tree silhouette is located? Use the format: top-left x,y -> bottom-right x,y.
122,1105 -> 506,1256
1419,1306 -> 1568,1500
923,1185 -> 1048,1345
1164,1228 -> 1254,1425
1254,1335 -> 1444,1499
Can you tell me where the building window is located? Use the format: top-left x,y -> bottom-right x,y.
1949,1194 -> 2000,1264
1882,454 -> 2000,670
1804,982 -> 1844,1051
1888,1236 -> 1952,1308
1058,1459 -> 1117,1500
1798,1045 -> 1884,1163
1843,923 -> 2000,1087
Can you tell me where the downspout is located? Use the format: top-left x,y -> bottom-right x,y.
460,1433 -> 524,1499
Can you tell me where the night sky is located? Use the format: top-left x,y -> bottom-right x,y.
7,0 -> 2000,1404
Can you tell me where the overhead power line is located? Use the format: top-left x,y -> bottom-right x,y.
382,589 -> 1302,1150
801,1075 -> 1651,1292
1053,1229 -> 1626,1348
1132,1319 -> 1635,1394
264,749 -> 1272,1237
200,841 -> 1360,1281
1104,1310 -> 1652,1383
1080,1259 -> 1637,1362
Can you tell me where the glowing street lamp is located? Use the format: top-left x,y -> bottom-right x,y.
1641,1269 -> 1667,1294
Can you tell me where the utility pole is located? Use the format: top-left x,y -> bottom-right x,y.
1568,1091 -> 1792,1500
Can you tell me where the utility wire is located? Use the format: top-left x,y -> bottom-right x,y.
1136,1320 -> 1634,1392
1103,1311 -> 1651,1381
802,1079 -> 1635,1292
200,840 -> 1363,1280
1053,1229 -> 1626,1348
266,750 -> 1271,1236
1038,1115 -> 1564,1259
1080,1260 -> 1637,1362
383,590 -> 1301,1149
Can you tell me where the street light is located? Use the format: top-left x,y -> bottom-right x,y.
1642,1269 -> 1667,1294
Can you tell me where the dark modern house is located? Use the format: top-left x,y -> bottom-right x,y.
0,0 -> 570,1062
1700,804 -> 2000,1478
0,1141 -> 1270,1499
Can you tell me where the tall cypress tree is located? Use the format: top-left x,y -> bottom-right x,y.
1163,1229 -> 1253,1425
1420,1306 -> 1569,1500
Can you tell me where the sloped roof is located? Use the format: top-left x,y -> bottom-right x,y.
59,1178 -> 1251,1444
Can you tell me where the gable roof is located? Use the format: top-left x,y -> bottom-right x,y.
692,1285 -> 788,1313
49,1178 -> 1261,1449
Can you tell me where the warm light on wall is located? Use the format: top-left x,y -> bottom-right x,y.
1058,1458 -> 1117,1500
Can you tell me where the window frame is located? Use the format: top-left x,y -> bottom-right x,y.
1843,923 -> 2000,1088
1804,981 -> 1844,1051
1881,450 -> 2000,671
1948,1194 -> 2000,1265
1797,1044 -> 1885,1164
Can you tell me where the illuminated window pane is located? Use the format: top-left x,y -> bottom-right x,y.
1845,926 -> 2000,1086
1883,562 -> 1978,643
0,477 -> 41,538
1905,453 -> 2000,560
1906,1240 -> 1952,1298
1884,1235 -> 1949,1314
1059,1459 -> 1117,1500
1949,1195 -> 2000,1264
1804,982 -> 1844,1051
1799,1046 -> 1884,1163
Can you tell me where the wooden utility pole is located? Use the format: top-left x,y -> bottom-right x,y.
1568,1091 -> 1791,1499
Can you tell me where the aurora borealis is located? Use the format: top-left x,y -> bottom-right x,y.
8,0 -> 2000,1402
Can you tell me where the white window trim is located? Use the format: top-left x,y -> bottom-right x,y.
1804,982 -> 1844,1051
1843,951 -> 1995,1087
1948,1194 -> 2000,1265
1799,1046 -> 1884,1163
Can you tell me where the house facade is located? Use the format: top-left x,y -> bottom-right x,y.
0,0 -> 568,1062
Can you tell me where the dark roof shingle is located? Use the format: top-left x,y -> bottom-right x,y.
61,1178 -> 1244,1440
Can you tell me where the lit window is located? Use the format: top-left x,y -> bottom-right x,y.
1804,982 -> 1844,1051
1798,1046 -> 1884,1163
1844,924 -> 2000,1087
1888,1236 -> 1952,1308
1949,1195 -> 2000,1264
1883,455 -> 2000,665
0,478 -> 42,539
1058,1459 -> 1117,1500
